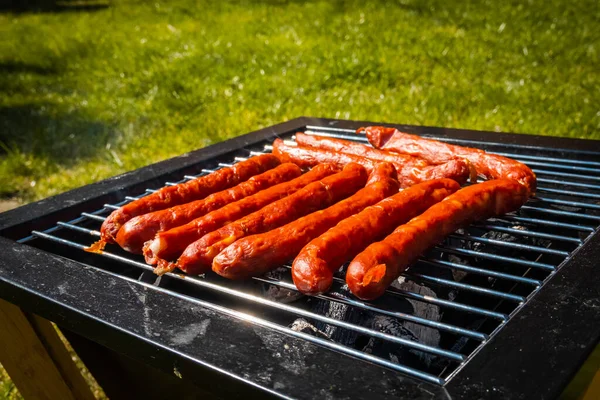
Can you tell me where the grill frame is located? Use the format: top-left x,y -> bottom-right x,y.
1,116 -> 599,399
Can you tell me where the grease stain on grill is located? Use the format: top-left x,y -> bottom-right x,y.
255,327 -> 316,376
169,319 -> 211,346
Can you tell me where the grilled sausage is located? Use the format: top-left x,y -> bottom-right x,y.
292,178 -> 459,295
295,132 -> 430,167
91,154 -> 281,250
272,138 -> 470,187
144,163 -> 339,272
362,126 -> 536,193
115,163 -> 301,253
346,179 -> 529,300
213,163 -> 399,280
295,132 -> 478,184
178,163 -> 369,275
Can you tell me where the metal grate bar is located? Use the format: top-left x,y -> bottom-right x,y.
419,259 -> 541,286
516,187 -> 600,199
532,169 -> 600,181
79,213 -> 108,222
384,286 -> 508,320
71,211 -> 571,275
54,212 -> 508,319
519,206 -> 600,222
30,230 -> 466,362
473,224 -> 583,244
532,196 -> 600,211
17,206 -> 112,244
54,221 -> 494,341
57,222 -> 100,236
514,160 -> 600,174
536,178 -> 600,190
500,216 -> 595,232
323,272 -> 508,320
254,275 -> 487,340
492,153 -> 600,168
448,234 -> 569,256
536,187 -> 600,199
63,210 -> 538,304
28,231 -> 448,385
436,246 -> 556,270
406,273 -> 525,302
303,130 -> 368,142
324,273 -> 509,320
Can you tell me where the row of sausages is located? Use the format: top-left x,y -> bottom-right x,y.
88,127 -> 535,300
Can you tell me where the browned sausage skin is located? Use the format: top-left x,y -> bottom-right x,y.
272,138 -> 470,187
292,178 -> 459,295
213,163 -> 399,280
177,163 -> 369,275
295,132 -> 429,167
361,126 -> 536,193
295,132 -> 480,181
89,154 -> 281,252
346,179 -> 529,300
144,163 -> 340,272
114,163 -> 301,253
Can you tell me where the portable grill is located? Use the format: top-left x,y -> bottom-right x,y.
1,117 -> 599,399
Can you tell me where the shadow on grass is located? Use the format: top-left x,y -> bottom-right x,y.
0,104 -> 117,167
0,61 -> 60,76
0,0 -> 108,14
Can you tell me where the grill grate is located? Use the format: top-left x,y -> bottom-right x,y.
16,124 -> 600,386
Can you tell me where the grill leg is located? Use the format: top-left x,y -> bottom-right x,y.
62,329 -> 221,400
0,298 -> 96,400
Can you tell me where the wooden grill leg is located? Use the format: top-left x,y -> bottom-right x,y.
0,298 -> 95,400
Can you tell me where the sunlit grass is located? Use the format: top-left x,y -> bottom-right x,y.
1,0 -> 598,203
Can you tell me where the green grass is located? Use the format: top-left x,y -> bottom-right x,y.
0,364 -> 20,400
0,0 -> 598,204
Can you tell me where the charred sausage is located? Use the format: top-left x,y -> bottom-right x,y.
361,126 -> 536,193
272,138 -> 470,187
346,179 -> 529,300
213,163 -> 399,280
144,163 -> 339,272
178,163 -> 369,275
292,178 -> 459,295
115,163 -> 301,253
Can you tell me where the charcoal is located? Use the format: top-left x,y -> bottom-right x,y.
362,314 -> 436,368
313,279 -> 443,368
260,267 -> 305,303
509,225 -> 552,248
310,286 -> 367,346
390,279 -> 441,352
447,254 -> 469,282
448,317 -> 486,354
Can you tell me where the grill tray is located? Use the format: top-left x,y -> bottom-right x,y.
1,117 -> 599,399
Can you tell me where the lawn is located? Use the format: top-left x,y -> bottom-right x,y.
0,0 -> 598,398
0,0 -> 598,206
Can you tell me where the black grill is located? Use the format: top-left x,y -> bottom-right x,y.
1,117 -> 599,399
